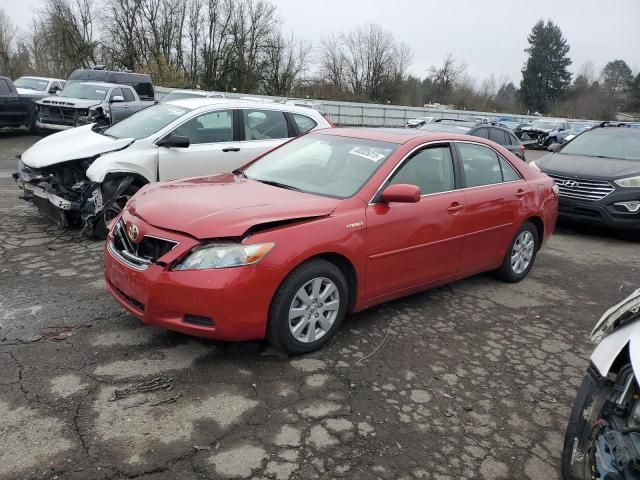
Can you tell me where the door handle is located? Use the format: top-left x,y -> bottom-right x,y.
447,203 -> 464,213
516,189 -> 526,199
222,147 -> 240,152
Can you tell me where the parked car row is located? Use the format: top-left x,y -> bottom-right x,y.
13,93 -> 559,353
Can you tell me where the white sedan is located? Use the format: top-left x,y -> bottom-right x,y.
16,98 -> 332,237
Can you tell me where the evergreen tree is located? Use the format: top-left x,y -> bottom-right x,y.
601,60 -> 634,98
520,20 -> 572,113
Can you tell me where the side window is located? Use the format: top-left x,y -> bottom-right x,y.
488,128 -> 508,145
500,157 -> 522,182
389,146 -> 455,195
110,88 -> 123,100
292,114 -> 317,133
134,82 -> 154,100
458,143 -> 503,188
243,109 -> 288,140
172,109 -> 233,144
122,88 -> 135,102
0,79 -> 11,95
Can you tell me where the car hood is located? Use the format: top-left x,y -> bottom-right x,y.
16,87 -> 48,96
537,152 -> 640,179
21,124 -> 134,169
128,174 -> 341,239
37,96 -> 102,108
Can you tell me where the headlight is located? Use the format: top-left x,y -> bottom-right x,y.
173,242 -> 275,270
529,161 -> 541,172
615,176 -> 640,188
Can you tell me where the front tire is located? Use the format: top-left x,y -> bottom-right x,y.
495,221 -> 538,282
92,183 -> 140,240
268,259 -> 348,355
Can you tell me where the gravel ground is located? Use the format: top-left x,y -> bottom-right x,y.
1,131 -> 638,480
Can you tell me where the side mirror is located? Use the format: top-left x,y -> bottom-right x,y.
49,87 -> 59,94
547,143 -> 562,153
110,95 -> 124,103
380,184 -> 421,204
157,134 -> 190,149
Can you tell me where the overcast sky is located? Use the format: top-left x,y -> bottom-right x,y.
5,0 -> 640,84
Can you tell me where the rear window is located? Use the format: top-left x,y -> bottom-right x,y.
292,114 -> 317,133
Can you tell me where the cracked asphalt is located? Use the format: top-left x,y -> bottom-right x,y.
1,130 -> 639,480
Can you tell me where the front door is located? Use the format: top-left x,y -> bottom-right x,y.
158,109 -> 245,180
365,144 -> 466,300
454,141 -> 528,273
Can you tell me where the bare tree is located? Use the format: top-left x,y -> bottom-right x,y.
319,35 -> 345,91
262,32 -> 311,95
0,9 -> 17,73
429,53 -> 467,103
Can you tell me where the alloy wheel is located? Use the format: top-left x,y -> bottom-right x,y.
288,277 -> 340,343
511,231 -> 535,275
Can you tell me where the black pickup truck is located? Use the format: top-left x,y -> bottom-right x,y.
0,76 -> 40,130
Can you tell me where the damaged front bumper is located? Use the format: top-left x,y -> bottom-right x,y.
14,158 -> 102,228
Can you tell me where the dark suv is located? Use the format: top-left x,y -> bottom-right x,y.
532,123 -> 640,230
66,68 -> 155,101
421,119 -> 526,160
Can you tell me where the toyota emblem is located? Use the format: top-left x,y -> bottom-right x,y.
127,223 -> 139,242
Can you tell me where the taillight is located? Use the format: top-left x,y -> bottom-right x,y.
520,144 -> 526,153
323,114 -> 336,128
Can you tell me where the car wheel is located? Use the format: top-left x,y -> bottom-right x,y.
268,259 -> 348,355
92,184 -> 140,240
495,221 -> 538,282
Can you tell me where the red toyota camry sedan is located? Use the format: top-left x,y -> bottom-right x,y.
104,128 -> 558,354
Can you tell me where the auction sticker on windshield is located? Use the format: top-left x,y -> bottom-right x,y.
349,146 -> 387,162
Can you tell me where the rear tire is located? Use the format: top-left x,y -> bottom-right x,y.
268,259 -> 348,355
495,221 -> 538,282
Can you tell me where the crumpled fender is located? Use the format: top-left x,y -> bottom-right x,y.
591,320 -> 640,377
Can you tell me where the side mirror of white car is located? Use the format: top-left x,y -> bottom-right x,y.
157,134 -> 190,149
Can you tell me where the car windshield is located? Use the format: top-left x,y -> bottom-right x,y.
531,120 -> 559,130
59,84 -> 109,100
14,77 -> 49,91
421,123 -> 472,134
244,134 -> 398,198
559,128 -> 640,161
104,104 -> 191,140
162,91 -> 207,102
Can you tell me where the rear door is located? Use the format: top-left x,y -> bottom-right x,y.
239,109 -> 294,164
158,108 -> 242,180
365,143 -> 466,300
488,127 -> 522,158
454,141 -> 528,274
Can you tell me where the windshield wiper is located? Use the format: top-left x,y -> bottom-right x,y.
253,178 -> 302,191
233,169 -> 246,178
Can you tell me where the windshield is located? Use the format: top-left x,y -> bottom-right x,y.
560,128 -> 640,161
104,104 -> 190,140
14,77 -> 48,91
244,134 -> 398,198
162,91 -> 206,102
531,120 -> 559,130
60,84 -> 109,100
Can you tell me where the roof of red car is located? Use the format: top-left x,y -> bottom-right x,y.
314,127 -> 459,144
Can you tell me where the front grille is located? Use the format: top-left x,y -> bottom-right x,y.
547,173 -> 615,201
41,105 -> 80,119
111,220 -> 178,270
